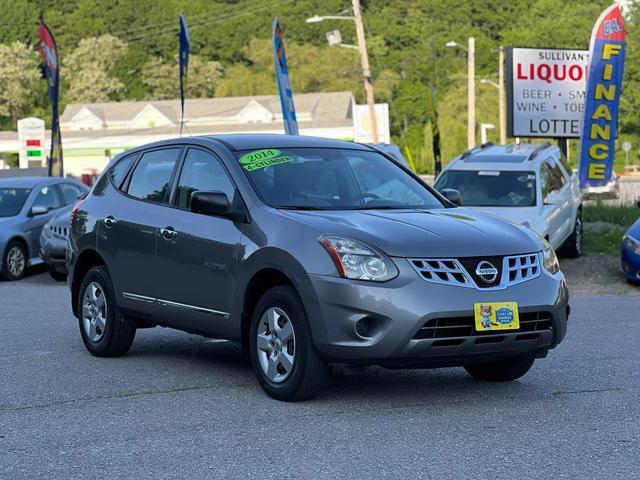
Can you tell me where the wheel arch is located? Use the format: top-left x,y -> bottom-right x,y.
71,249 -> 106,317
237,247 -> 323,353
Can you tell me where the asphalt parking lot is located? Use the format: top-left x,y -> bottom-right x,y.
1,270 -> 639,479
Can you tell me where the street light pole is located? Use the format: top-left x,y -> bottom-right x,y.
352,0 -> 379,143
467,37 -> 475,149
498,46 -> 506,144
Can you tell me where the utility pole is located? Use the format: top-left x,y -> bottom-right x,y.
467,36 -> 475,149
352,0 -> 379,143
498,46 -> 506,144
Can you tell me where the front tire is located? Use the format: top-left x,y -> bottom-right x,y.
560,210 -> 583,258
1,240 -> 27,281
249,286 -> 330,401
464,356 -> 535,382
77,266 -> 136,357
48,265 -> 67,282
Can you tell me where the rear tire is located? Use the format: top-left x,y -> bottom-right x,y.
560,211 -> 582,258
249,286 -> 330,401
1,240 -> 27,281
77,265 -> 136,357
464,356 -> 535,382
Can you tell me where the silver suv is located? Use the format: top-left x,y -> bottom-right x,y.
68,135 -> 569,401
435,142 -> 583,257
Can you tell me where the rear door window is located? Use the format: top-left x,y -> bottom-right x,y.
127,148 -> 181,204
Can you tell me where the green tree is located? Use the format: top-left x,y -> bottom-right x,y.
142,55 -> 223,100
0,42 -> 41,125
64,34 -> 128,103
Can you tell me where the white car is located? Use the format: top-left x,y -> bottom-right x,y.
434,142 -> 583,257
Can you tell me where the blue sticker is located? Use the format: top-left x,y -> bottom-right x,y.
495,307 -> 514,324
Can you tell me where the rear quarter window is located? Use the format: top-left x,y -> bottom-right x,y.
108,154 -> 136,189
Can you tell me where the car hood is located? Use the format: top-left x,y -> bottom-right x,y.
47,206 -> 73,227
464,206 -> 540,229
280,207 -> 541,257
0,216 -> 18,231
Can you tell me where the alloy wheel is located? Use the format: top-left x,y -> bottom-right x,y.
82,282 -> 108,342
256,307 -> 296,383
575,216 -> 583,254
7,246 -> 25,278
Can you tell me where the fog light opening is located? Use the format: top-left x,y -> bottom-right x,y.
355,317 -> 376,339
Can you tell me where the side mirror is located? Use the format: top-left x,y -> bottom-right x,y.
544,191 -> 563,205
190,190 -> 245,222
30,205 -> 48,216
439,188 -> 462,206
636,196 -> 640,208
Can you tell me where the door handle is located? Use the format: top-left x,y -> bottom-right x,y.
160,227 -> 178,240
103,216 -> 117,228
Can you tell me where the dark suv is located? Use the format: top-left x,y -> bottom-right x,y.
68,135 -> 568,401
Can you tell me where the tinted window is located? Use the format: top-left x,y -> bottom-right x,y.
127,148 -> 180,204
435,170 -> 536,207
237,148 -> 443,210
59,183 -> 86,205
109,154 -> 136,189
0,188 -> 31,217
540,164 -> 554,198
33,185 -> 61,211
549,162 -> 566,188
559,152 -> 572,175
175,149 -> 235,209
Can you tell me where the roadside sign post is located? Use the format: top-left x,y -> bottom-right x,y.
622,140 -> 631,171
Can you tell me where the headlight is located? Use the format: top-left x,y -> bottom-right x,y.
319,235 -> 398,281
624,234 -> 640,256
537,235 -> 559,274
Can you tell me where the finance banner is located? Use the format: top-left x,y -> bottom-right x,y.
579,4 -> 626,188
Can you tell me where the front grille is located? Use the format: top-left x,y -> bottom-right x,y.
413,311 -> 553,339
409,253 -> 541,290
51,225 -> 69,237
409,259 -> 473,288
505,253 -> 540,285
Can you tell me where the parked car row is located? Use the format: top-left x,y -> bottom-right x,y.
0,177 -> 88,281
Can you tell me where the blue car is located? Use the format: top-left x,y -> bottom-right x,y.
0,176 -> 88,281
622,214 -> 640,285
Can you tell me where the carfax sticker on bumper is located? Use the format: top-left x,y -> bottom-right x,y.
474,302 -> 519,331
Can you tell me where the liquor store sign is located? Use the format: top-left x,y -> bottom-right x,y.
506,48 -> 589,138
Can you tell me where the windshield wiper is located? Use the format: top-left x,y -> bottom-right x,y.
277,205 -> 326,211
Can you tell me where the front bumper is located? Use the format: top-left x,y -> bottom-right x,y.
621,247 -> 640,284
306,258 -> 569,367
39,233 -> 69,274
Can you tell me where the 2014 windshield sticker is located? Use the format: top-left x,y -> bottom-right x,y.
239,149 -> 295,171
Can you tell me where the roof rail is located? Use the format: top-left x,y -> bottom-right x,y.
527,141 -> 551,161
460,141 -> 494,160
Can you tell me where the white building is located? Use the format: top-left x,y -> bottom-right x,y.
0,91 -> 357,178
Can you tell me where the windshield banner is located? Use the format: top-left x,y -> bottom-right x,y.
578,4 -> 626,188
178,12 -> 190,135
272,17 -> 299,135
38,21 -> 63,177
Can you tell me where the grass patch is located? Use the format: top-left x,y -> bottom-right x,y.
584,205 -> 639,228
583,225 -> 627,255
582,205 -> 638,255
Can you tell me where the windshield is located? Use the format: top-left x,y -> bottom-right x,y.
435,170 -> 536,207
0,188 -> 31,217
236,148 -> 444,210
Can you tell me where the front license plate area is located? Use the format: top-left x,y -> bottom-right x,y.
474,302 -> 519,332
